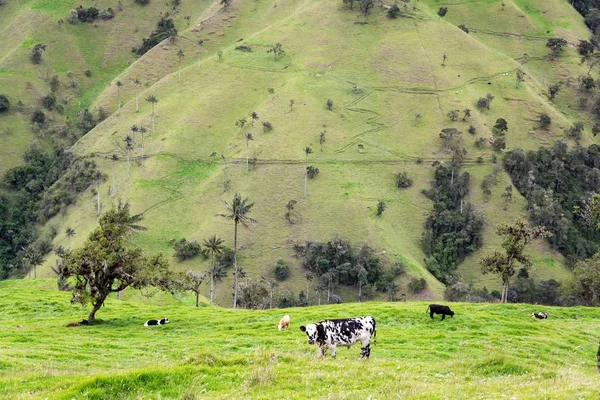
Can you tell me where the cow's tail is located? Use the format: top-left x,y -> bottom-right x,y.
373,317 -> 377,346
426,305 -> 430,315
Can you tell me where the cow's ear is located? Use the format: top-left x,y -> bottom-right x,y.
299,326 -> 306,332
316,324 -> 325,338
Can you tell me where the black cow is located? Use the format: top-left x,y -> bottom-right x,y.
299,316 -> 376,359
531,312 -> 548,319
144,318 -> 169,326
427,304 -> 454,320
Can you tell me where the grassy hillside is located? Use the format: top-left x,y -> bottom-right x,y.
3,0 -> 600,303
0,279 -> 598,399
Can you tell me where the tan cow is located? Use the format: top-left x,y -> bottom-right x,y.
278,315 -> 290,331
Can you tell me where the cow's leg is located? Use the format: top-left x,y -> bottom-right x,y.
319,344 -> 327,357
360,339 -> 371,359
430,311 -> 434,319
329,344 -> 337,358
441,313 -> 446,321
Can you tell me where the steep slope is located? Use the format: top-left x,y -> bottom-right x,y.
8,0 -> 599,303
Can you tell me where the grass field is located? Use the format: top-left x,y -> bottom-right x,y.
0,278 -> 599,399
3,0 -> 600,303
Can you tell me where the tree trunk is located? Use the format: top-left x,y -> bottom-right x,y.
232,221 -> 238,309
246,140 -> 249,173
304,155 -> 308,198
195,291 -> 199,308
358,281 -> 362,302
88,302 -> 102,322
141,131 -> 145,161
126,150 -> 130,178
34,264 -> 36,279
210,255 -> 215,303
306,281 -> 309,306
318,291 -> 321,306
96,180 -> 100,217
327,281 -> 331,304
135,87 -> 139,112
270,291 -> 273,309
151,104 -> 155,135
112,160 -> 116,195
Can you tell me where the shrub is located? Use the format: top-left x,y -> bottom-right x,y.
387,4 -> 400,18
262,121 -> 272,132
135,0 -> 150,4
234,45 -> 252,52
458,24 -> 469,33
273,259 -> 290,281
539,113 -> 551,127
376,200 -> 386,216
98,8 -> 115,20
395,171 -> 413,188
565,122 -> 584,143
31,110 -> 46,124
0,95 -> 9,113
41,94 -> 56,110
174,239 -> 202,261
306,166 -> 319,179
475,137 -> 487,149
133,17 -> 177,56
468,125 -> 476,135
407,278 -> 427,294
277,291 -> 297,308
31,44 -> 46,64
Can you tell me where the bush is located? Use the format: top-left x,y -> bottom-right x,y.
135,0 -> 150,4
0,95 -> 9,113
539,113 -> 551,127
277,291 -> 297,308
31,44 -> 46,64
395,171 -> 413,188
407,278 -> 427,294
262,121 -> 272,132
174,239 -> 202,261
387,4 -> 400,18
133,17 -> 177,56
273,259 -> 290,281
458,24 -> 469,33
376,200 -> 386,216
306,166 -> 319,179
41,94 -> 56,110
31,110 -> 46,124
475,137 -> 487,149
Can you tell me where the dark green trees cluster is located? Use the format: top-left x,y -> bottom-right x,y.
421,163 -> 484,284
133,17 -> 177,56
504,142 -> 600,263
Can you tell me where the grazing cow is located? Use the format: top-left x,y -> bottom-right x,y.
531,312 -> 548,319
299,316 -> 376,359
278,315 -> 290,331
427,304 -> 455,320
144,318 -> 169,326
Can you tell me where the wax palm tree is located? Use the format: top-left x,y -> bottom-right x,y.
139,126 -> 147,161
65,227 -> 75,249
216,192 -> 257,308
23,247 -> 44,279
145,95 -> 158,134
305,272 -> 313,306
202,235 -> 225,303
95,171 -> 103,217
124,135 -> 134,177
177,49 -> 185,81
207,263 -> 227,303
116,80 -> 123,109
250,112 -> 259,136
304,146 -> 313,198
130,125 -> 139,161
111,153 -> 118,195
244,132 -> 254,173
133,78 -> 142,112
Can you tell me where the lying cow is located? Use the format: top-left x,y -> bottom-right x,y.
299,316 -> 376,359
531,312 -> 548,319
278,315 -> 290,331
144,318 -> 169,326
427,304 -> 455,320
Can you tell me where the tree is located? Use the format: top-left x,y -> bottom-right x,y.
273,258 -> 290,280
0,94 -> 9,113
145,95 -> 158,134
23,246 -> 45,279
289,99 -> 295,111
359,0 -> 374,17
387,4 -> 400,18
343,0 -> 356,10
576,192 -> 600,230
244,132 -> 254,173
172,270 -> 205,307
327,99 -> 333,110
177,49 -> 184,81
303,146 -> 313,198
501,185 -> 513,210
115,81 -> 123,109
319,131 -> 326,152
123,135 -> 133,178
578,39 -> 595,57
95,171 -> 103,217
133,78 -> 142,112
439,128 -> 463,152
437,7 -> 448,18
207,262 -> 226,303
480,220 -> 551,303
62,203 -> 169,322
267,43 -> 285,60
139,126 -> 147,160
539,113 -> 551,128
395,171 -> 413,188
130,125 -> 139,161
31,44 -> 46,64
250,111 -> 259,136
516,69 -> 525,87
202,235 -> 225,303
220,0 -> 231,8
447,109 -> 459,121
572,253 -> 600,305
546,38 -> 567,59
376,200 -> 386,216
442,52 -> 447,66
217,193 -> 257,308
110,153 -> 119,195
548,83 -> 560,101
462,109 -> 471,122
65,227 -> 76,250
581,75 -> 596,91
305,272 -> 313,305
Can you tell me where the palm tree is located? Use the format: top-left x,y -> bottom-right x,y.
250,112 -> 259,136
139,126 -> 147,161
95,171 -> 103,217
124,135 -> 134,177
202,235 -> 225,303
177,49 -> 185,81
145,95 -> 158,135
133,78 -> 142,112
116,80 -> 123,109
217,192 -> 257,308
111,153 -> 118,195
23,246 -> 44,279
65,227 -> 75,249
305,272 -> 313,306
130,125 -> 139,161
244,132 -> 254,173
208,263 -> 227,303
303,146 -> 313,198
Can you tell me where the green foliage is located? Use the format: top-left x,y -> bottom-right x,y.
0,95 -> 9,113
376,200 -> 386,216
133,18 -> 177,56
437,7 -> 448,18
41,94 -> 56,110
458,24 -> 469,33
30,110 -> 46,124
238,278 -> 269,309
387,4 -> 400,19
267,43 -> 285,60
547,83 -> 560,100
421,164 -> 484,284
539,113 -> 551,128
395,171 -> 413,188
174,239 -> 202,261
577,39 -> 595,56
476,93 -> 494,110
31,44 -> 46,64
407,277 -> 426,294
581,75 -> 595,91
546,38 -> 568,58
504,143 -> 600,260
572,253 -> 600,305
273,259 -> 290,281
306,166 -> 319,179
135,0 -> 150,4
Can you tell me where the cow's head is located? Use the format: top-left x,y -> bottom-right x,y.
449,310 -> 455,317
299,323 -> 324,345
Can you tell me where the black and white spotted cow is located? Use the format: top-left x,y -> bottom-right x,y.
299,316 -> 376,359
531,312 -> 548,319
